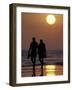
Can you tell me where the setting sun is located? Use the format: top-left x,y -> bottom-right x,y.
46,15 -> 56,25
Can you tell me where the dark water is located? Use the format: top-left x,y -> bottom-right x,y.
22,65 -> 63,77
21,50 -> 63,77
22,50 -> 63,58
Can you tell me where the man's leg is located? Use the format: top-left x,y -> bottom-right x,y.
31,57 -> 36,76
40,58 -> 43,76
41,58 -> 43,76
31,57 -> 33,64
33,58 -> 36,76
31,57 -> 34,76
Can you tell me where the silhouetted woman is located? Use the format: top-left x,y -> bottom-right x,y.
28,37 -> 38,76
38,40 -> 46,76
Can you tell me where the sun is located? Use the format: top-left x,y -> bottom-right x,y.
46,15 -> 56,25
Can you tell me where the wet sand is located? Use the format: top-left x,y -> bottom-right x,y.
22,64 -> 63,77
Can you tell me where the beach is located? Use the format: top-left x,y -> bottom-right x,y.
21,57 -> 63,77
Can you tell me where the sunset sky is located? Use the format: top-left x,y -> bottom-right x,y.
21,13 -> 63,50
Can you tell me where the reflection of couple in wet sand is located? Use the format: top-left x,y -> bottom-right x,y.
28,37 -> 47,76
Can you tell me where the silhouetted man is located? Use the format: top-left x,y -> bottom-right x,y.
28,37 -> 38,76
38,40 -> 46,76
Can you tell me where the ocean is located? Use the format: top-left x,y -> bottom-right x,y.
21,50 -> 63,77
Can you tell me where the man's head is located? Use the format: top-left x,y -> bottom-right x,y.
40,39 -> 43,43
32,37 -> 36,42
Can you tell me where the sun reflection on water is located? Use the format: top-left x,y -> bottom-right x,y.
43,65 -> 63,76
44,65 -> 56,76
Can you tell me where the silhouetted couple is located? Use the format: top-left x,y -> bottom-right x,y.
28,37 -> 46,76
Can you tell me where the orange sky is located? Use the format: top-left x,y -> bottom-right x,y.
21,13 -> 63,50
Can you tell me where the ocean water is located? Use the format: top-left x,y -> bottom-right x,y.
22,50 -> 63,66
22,65 -> 63,77
21,50 -> 63,77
